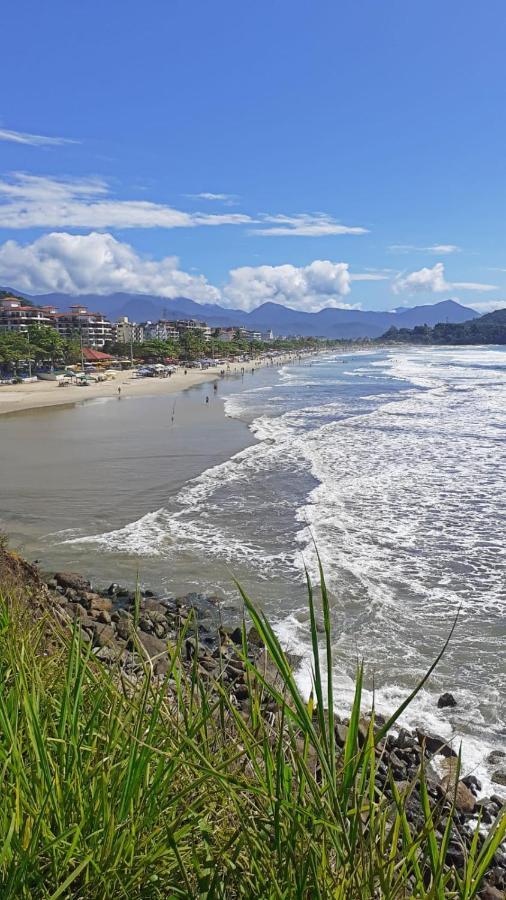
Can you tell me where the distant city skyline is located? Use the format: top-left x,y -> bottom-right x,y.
2,0 -> 505,313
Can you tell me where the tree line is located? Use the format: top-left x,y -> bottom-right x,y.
379,308 -> 506,345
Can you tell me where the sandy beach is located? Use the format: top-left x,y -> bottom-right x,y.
0,356 -> 295,417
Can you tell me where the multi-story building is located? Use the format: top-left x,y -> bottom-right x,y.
143,320 -> 180,342
0,298 -> 55,332
116,316 -> 145,344
176,319 -> 212,341
53,305 -> 115,349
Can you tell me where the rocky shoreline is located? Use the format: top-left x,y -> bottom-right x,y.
2,550 -> 505,897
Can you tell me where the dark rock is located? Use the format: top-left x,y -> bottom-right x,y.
65,587 -> 78,601
107,583 -> 120,596
475,800 -> 494,825
491,771 -> 506,787
462,774 -> 482,795
46,578 -> 58,589
488,750 -> 506,766
54,571 -> 91,593
437,692 -> 457,709
416,729 -> 457,758
335,723 -> 349,747
229,627 -> 243,647
247,626 -> 264,647
490,795 -> 505,809
446,842 -> 465,869
143,589 -> 155,598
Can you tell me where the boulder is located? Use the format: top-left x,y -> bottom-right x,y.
441,773 -> 476,814
437,692 -> 457,709
137,631 -> 167,661
82,592 -> 113,614
93,623 -> 117,648
416,729 -> 457,758
462,774 -> 482,795
488,750 -> 506,766
54,571 -> 91,593
491,772 -> 506,787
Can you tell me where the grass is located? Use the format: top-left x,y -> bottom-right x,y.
0,563 -> 504,898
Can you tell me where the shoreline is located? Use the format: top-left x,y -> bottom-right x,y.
0,353 -> 300,418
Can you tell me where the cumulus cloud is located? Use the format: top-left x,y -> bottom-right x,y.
0,173 -> 252,230
0,234 -> 360,311
389,243 -> 460,254
0,127 -> 78,146
253,213 -> 368,237
222,260 -> 356,311
393,262 -> 497,294
0,232 -> 220,301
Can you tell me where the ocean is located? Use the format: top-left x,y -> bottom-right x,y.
2,346 -> 505,791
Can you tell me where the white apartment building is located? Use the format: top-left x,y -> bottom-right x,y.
0,298 -> 55,332
143,320 -> 180,341
52,305 -> 115,349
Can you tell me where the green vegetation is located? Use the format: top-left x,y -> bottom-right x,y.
0,326 -> 80,375
380,308 -> 506,345
104,334 -> 330,362
0,559 -> 503,898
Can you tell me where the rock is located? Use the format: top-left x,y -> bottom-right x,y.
441,775 -> 476,814
54,571 -> 91,593
416,729 -> 457,758
479,885 -> 504,900
95,646 -> 119,664
247,626 -> 264,648
491,772 -> 506,787
82,592 -> 113,614
96,610 -> 112,625
437,692 -> 457,709
107,582 -> 120,596
137,631 -> 167,661
93,624 -> 117,648
446,841 -> 465,869
462,774 -> 482,795
395,729 -> 415,750
488,750 -> 506,765
335,723 -> 349,747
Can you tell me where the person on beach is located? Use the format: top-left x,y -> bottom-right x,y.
213,382 -> 218,393
117,386 -> 121,398
205,395 -> 209,404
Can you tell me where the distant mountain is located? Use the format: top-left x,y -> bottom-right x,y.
380,307 -> 506,345
1,288 -> 479,338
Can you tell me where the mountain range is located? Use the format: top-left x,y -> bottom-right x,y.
1,288 -> 479,339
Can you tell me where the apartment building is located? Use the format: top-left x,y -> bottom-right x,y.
52,305 -> 115,349
116,316 -> 145,344
143,320 -> 180,341
0,298 -> 55,332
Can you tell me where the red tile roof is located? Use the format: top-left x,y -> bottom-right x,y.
82,348 -> 114,361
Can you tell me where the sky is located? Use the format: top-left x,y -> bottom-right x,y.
1,0 -> 505,313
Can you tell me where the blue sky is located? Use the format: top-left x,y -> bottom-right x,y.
1,0 -> 505,312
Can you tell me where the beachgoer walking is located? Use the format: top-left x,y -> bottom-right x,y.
118,386 -> 121,398
205,395 -> 209,404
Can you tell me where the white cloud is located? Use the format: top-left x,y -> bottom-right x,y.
350,272 -> 389,281
0,232 -> 220,301
467,300 -> 506,313
393,262 -> 497,294
187,192 -> 239,205
222,260 -> 356,311
254,213 -> 368,237
0,173 -> 252,230
0,128 -> 78,147
389,243 -> 460,254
